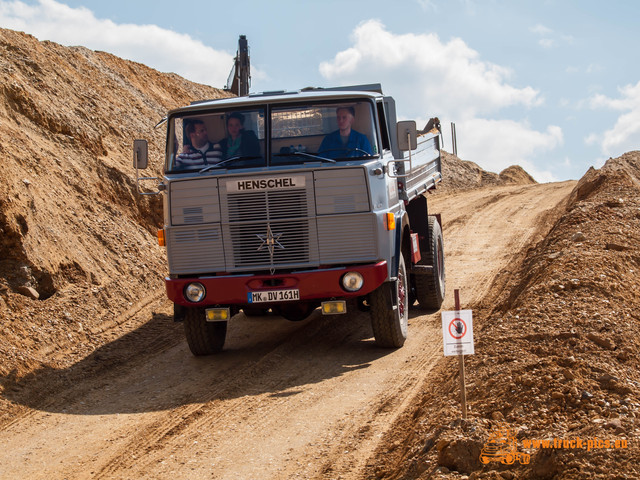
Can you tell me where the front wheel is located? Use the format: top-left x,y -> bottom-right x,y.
369,253 -> 409,347
183,307 -> 227,355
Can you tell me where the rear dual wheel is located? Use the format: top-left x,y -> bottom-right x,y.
414,216 -> 445,310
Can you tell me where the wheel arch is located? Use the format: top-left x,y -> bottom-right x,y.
394,209 -> 412,276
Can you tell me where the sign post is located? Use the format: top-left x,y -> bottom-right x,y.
442,289 -> 474,419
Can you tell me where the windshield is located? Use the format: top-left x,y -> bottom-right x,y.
165,100 -> 379,173
167,108 -> 266,172
270,101 -> 378,165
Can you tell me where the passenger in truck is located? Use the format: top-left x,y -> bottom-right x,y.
219,112 -> 261,159
176,119 -> 223,168
319,106 -> 372,159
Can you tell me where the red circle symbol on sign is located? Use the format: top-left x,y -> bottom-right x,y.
449,318 -> 467,339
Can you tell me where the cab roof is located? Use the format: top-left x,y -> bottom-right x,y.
170,84 -> 384,115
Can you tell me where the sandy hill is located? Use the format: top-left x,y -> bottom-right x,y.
370,152 -> 640,479
439,151 -> 536,192
0,28 -> 231,380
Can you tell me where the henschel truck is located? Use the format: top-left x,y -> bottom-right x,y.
133,84 -> 445,355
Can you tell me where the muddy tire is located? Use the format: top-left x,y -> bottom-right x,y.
415,216 -> 445,310
183,307 -> 227,355
370,253 -> 409,347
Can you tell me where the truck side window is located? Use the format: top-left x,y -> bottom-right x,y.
377,102 -> 390,151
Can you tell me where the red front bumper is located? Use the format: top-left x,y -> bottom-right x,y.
166,261 -> 388,307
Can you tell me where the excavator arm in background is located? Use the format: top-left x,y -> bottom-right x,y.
225,35 -> 250,97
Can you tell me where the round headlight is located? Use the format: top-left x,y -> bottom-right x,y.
185,282 -> 206,303
342,272 -> 364,292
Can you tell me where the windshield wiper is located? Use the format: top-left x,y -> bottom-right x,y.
273,152 -> 336,163
319,147 -> 376,158
331,154 -> 380,161
293,151 -> 336,163
198,156 -> 262,173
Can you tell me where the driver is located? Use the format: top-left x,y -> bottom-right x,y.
319,106 -> 372,159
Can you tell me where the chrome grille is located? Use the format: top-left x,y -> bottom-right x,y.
226,189 -> 311,269
227,191 -> 307,221
228,192 -> 267,221
229,220 -> 310,267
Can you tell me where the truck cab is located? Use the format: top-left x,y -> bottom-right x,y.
134,84 -> 445,355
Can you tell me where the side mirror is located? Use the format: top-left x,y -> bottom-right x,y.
397,121 -> 417,151
133,139 -> 148,169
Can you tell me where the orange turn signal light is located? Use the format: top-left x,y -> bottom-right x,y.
385,212 -> 396,231
157,229 -> 166,246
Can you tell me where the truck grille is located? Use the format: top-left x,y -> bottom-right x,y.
226,190 -> 312,269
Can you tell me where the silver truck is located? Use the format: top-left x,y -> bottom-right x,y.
134,84 -> 445,355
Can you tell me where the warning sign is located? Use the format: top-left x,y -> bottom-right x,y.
449,317 -> 467,339
442,309 -> 474,356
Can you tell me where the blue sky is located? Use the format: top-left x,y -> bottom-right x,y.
2,0 -> 639,182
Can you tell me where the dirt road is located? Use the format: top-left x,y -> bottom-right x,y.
0,181 -> 575,480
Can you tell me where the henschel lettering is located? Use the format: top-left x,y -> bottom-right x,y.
236,178 -> 297,191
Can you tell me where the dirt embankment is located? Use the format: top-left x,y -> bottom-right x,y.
369,152 -> 640,479
439,151 -> 536,192
0,27 -> 231,388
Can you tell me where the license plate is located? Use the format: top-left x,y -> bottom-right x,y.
248,289 -> 300,303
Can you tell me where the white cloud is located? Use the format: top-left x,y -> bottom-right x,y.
319,20 -> 560,181
0,0 -> 234,87
459,0 -> 478,15
586,63 -> 604,74
456,118 -> 562,182
566,64 -> 602,75
530,24 -> 553,36
538,38 -> 555,49
530,23 -> 573,50
560,34 -> 575,45
586,81 -> 640,156
416,0 -> 438,11
530,24 -> 554,49
319,20 -> 541,121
